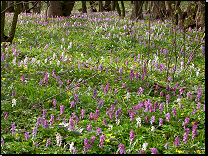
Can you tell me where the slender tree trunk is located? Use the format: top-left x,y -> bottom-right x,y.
111,1 -> 115,11
175,1 -> 183,29
82,1 -> 87,13
115,1 -> 121,17
120,1 -> 125,19
98,1 -> 104,12
7,1 -> 20,43
1,1 -> 6,42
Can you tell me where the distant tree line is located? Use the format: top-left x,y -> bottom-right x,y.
1,1 -> 205,43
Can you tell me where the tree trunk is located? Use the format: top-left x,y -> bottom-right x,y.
152,2 -> 165,20
1,1 -> 6,42
195,1 -> 205,30
7,1 -> 20,43
89,1 -> 97,12
175,1 -> 183,29
104,1 -> 111,11
130,1 -> 144,20
98,1 -> 104,12
115,1 -> 121,17
111,1 -> 115,11
165,1 -> 175,23
82,1 -> 87,13
47,1 -> 75,17
120,1 -> 125,19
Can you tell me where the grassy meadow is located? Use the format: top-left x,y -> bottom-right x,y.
1,1 -> 205,154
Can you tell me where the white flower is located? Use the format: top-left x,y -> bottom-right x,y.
151,126 -> 155,132
81,53 -> 83,58
56,133 -> 63,147
142,142 -> 148,151
52,53 -> 56,60
57,60 -> 60,67
69,142 -> 74,153
37,60 -> 41,66
126,92 -> 130,101
12,99 -> 16,107
196,68 -> 200,77
31,57 -> 37,64
108,125 -> 113,130
44,58 -> 47,64
12,57 -> 16,66
116,119 -> 120,126
136,117 -> 141,127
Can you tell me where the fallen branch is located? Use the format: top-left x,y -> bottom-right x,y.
32,73 -> 99,109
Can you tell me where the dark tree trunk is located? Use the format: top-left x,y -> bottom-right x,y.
104,1 -> 111,11
47,1 -> 75,17
7,1 -> 20,43
82,1 -> 87,13
115,1 -> 121,17
195,1 -> 205,30
98,1 -> 104,12
120,1 -> 125,19
130,1 -> 144,20
111,1 -> 115,11
1,1 -> 6,42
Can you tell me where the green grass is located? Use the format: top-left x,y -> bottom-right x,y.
1,2 -> 205,154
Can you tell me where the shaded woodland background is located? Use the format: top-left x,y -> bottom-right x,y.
1,1 -> 205,43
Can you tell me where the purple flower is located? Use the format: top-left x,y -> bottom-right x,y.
60,105 -> 64,115
150,116 -> 155,125
138,149 -> 143,154
37,117 -> 41,127
182,116 -> 190,127
88,112 -> 94,121
160,91 -> 163,97
44,120 -> 49,129
45,138 -> 51,147
42,109 -> 47,119
11,122 -> 16,136
94,110 -> 100,122
164,142 -> 169,149
129,130 -> 135,142
149,148 -> 159,154
172,108 -> 177,118
97,100 -> 104,109
195,90 -> 202,101
93,89 -> 97,99
99,134 -> 105,148
130,112 -> 135,121
23,132 -> 30,141
138,87 -> 144,96
96,127 -> 101,136
49,114 -> 54,124
182,131 -> 189,144
33,127 -> 37,137
192,108 -> 196,114
70,101 -> 75,108
187,91 -> 191,99
173,136 -> 180,147
90,135 -> 96,144
159,118 -> 163,127
166,94 -> 170,103
159,103 -> 164,114
192,121 -> 198,139
145,116 -> 148,123
4,112 -> 8,119
21,75 -> 26,84
80,109 -> 85,119
87,124 -> 92,132
53,99 -> 56,107
122,83 -> 126,88
74,94 -> 79,103
165,112 -> 170,122
118,143 -> 126,154
59,81 -> 63,88
33,142 -> 38,147
69,118 -> 75,130
197,102 -> 201,110
12,90 -> 16,97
